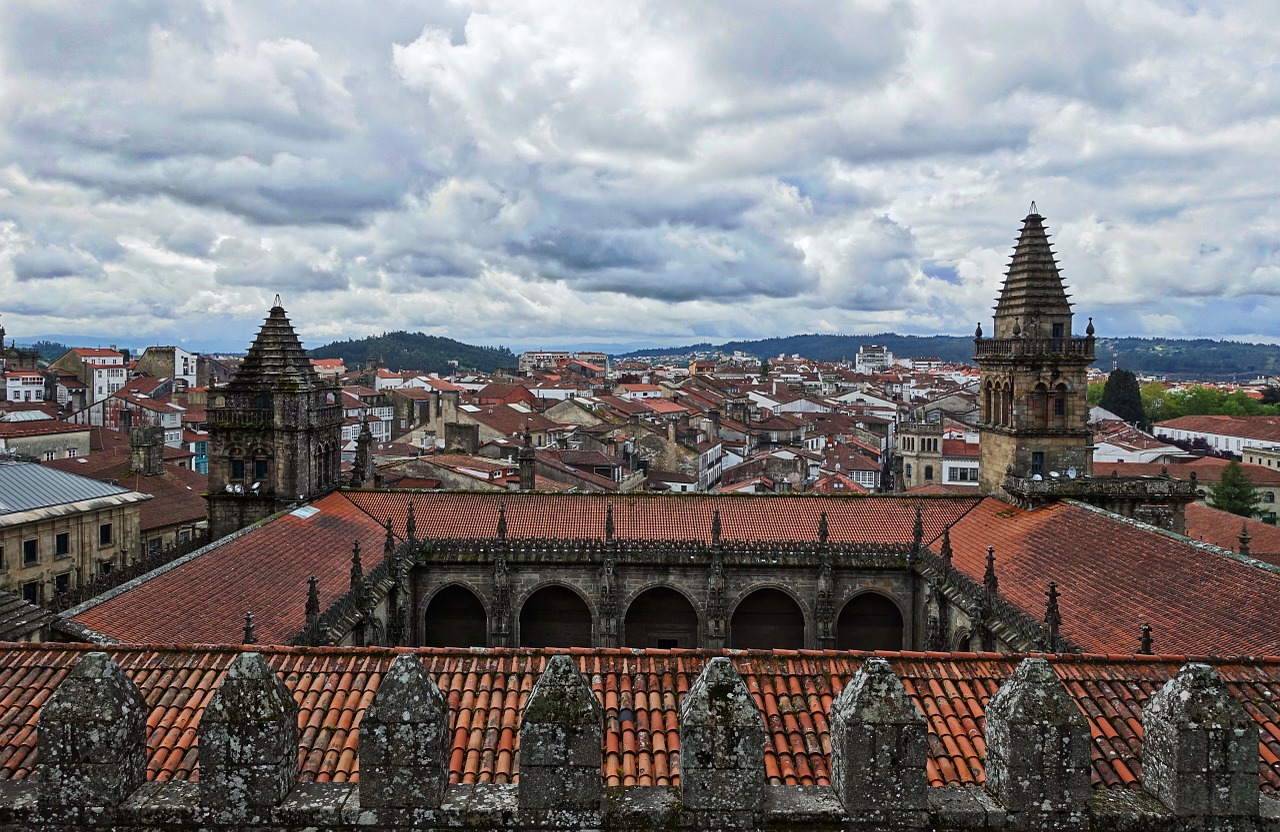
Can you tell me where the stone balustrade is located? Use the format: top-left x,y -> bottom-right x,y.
9,651 -> 1272,831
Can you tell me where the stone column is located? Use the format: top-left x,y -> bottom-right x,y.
984,658 -> 1089,827
829,657 -> 927,825
1142,663 -> 1259,820
518,654 -> 602,812
679,656 -> 765,816
359,653 -> 451,809
198,651 -> 298,819
37,652 -> 147,810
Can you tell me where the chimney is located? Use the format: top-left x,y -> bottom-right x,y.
129,424 -> 165,477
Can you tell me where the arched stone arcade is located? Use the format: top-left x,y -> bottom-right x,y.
623,586 -> 700,648
836,591 -> 904,651
422,584 -> 488,648
519,584 -> 593,648
729,588 -> 805,649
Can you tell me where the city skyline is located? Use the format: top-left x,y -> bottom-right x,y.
2,1 -> 1278,352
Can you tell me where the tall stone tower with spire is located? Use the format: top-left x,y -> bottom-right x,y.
206,300 -> 343,538
973,206 -> 1097,496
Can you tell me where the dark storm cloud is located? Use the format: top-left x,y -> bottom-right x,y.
12,245 -> 104,281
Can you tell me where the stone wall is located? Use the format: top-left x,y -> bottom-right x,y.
7,650 -> 1274,831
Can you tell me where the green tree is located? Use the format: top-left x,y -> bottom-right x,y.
1098,369 -> 1146,425
1086,381 -> 1105,406
1208,460 -> 1260,518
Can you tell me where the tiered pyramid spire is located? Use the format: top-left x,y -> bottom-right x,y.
993,206 -> 1072,325
228,301 -> 320,390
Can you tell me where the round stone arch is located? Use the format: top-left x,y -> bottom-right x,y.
516,580 -> 596,648
835,590 -> 906,651
952,628 -> 974,652
419,581 -> 490,648
728,583 -> 810,650
621,582 -> 704,649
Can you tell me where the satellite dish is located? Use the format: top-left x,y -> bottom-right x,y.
224,484 -> 234,493
251,481 -> 261,491
1067,467 -> 1077,479
1031,474 -> 1043,481
1049,470 -> 1061,479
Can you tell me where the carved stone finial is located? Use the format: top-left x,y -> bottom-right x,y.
975,322 -> 983,338
940,526 -> 953,566
384,517 -> 395,557
38,652 -> 147,809
1138,622 -> 1153,655
242,611 -> 255,644
306,575 -> 320,618
360,653 -> 450,808
519,655 -> 602,811
1239,522 -> 1252,557
605,502 -> 615,542
497,502 -> 507,540
912,503 -> 924,549
680,657 -> 765,813
829,657 -> 927,822
1013,317 -> 1022,337
350,539 -> 363,590
1043,582 -> 1061,650
1142,663 -> 1259,818
818,510 -> 829,544
711,509 -> 722,547
984,546 -> 998,595
1086,316 -> 1095,336
406,501 -> 417,542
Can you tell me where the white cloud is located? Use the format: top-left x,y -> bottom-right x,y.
0,0 -> 1277,350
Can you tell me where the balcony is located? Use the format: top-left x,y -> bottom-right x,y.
974,336 -> 1095,359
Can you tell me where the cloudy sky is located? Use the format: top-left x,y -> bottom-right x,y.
1,1 -> 1278,353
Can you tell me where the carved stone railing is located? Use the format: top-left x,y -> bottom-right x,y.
974,336 -> 1095,359
13,650 -> 1266,830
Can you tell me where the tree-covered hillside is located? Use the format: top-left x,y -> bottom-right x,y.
620,333 -> 1280,379
310,332 -> 515,375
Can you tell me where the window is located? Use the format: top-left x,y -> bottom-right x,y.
99,522 -> 113,547
44,450 -> 54,461
904,464 -> 912,480
1031,452 -> 1045,477
179,530 -> 190,543
66,447 -> 77,458
1052,322 -> 1064,339
54,572 -> 70,594
1267,492 -> 1276,504
230,459 -> 245,480
924,465 -> 934,481
22,539 -> 37,566
0,543 -> 5,569
99,560 -> 113,577
148,538 -> 161,554
55,532 -> 70,556
21,581 -> 39,604
254,459 -> 269,481
1054,397 -> 1065,416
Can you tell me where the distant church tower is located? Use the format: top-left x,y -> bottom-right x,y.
206,301 -> 343,539
974,207 -> 1096,496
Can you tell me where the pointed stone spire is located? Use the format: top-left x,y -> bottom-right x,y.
497,501 -> 507,540
519,655 -> 603,811
360,653 -> 451,808
993,209 -> 1073,339
383,517 -> 395,558
711,509 -> 722,546
350,540 -> 363,590
984,546 -> 998,595
1043,582 -> 1061,650
818,510 -> 829,544
680,657 -> 765,813
912,503 -> 924,549
939,526 -> 953,566
605,502 -> 615,542
406,501 -> 417,543
1239,522 -> 1252,557
225,303 -> 321,391
242,611 -> 255,644
305,575 -> 320,619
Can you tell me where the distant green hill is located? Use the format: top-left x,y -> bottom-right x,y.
618,333 -> 1280,380
310,332 -> 515,375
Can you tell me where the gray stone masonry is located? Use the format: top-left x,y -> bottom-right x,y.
679,656 -> 766,816
198,651 -> 299,819
12,655 -> 1280,830
1142,662 -> 1260,820
517,654 -> 603,812
829,657 -> 927,826
360,653 -> 451,809
36,651 -> 147,810
984,657 -> 1091,830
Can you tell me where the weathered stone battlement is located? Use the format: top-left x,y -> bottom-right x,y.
5,649 -> 1275,831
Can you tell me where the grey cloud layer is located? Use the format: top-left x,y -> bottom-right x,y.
1,0 -> 1278,349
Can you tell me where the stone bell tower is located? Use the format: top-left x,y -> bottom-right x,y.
206,299 -> 343,539
974,206 -> 1096,496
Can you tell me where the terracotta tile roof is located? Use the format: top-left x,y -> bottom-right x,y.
942,439 -> 979,458
1095,458 -> 1280,486
937,499 -> 1280,656
70,492 -> 390,644
0,420 -> 87,439
1,644 -> 1279,793
642,399 -> 688,416
344,491 -> 982,545
1156,414 -> 1280,444
1183,503 -> 1280,566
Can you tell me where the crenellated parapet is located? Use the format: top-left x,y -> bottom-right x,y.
10,649 -> 1272,831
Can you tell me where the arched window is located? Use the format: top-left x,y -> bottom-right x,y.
836,593 -> 904,651
520,586 -> 592,647
624,587 -> 699,648
423,585 -> 487,647
1267,492 -> 1276,504
730,589 -> 804,649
